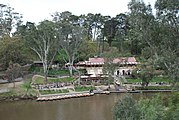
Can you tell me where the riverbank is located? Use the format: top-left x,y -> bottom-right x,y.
0,77 -> 177,102
36,89 -> 178,101
0,88 -> 177,102
0,95 -> 37,102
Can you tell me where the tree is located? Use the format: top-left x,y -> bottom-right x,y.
113,94 -> 166,120
78,39 -> 98,61
103,17 -> 118,47
102,48 -> 120,85
0,36 -> 31,70
154,0 -> 179,87
53,11 -> 86,76
137,62 -> 155,87
140,0 -> 179,87
57,23 -> 86,76
127,0 -> 154,55
0,4 -> 22,36
6,62 -> 23,88
165,92 -> 179,120
113,94 -> 140,120
137,95 -> 165,120
19,21 -> 59,82
115,13 -> 129,52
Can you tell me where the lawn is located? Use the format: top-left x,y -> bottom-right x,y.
39,89 -> 69,95
75,86 -> 95,92
48,69 -> 69,76
33,75 -> 74,84
127,77 -> 170,83
135,86 -> 175,90
127,78 -> 142,83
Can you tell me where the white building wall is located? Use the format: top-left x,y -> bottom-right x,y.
86,67 -> 103,74
86,67 -> 134,76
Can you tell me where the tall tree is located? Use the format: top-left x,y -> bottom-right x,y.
143,0 -> 179,86
0,36 -> 31,70
57,23 -> 86,76
6,62 -> 23,88
18,21 -> 59,82
0,4 -> 22,36
127,0 -> 154,55
103,17 -> 118,47
113,95 -> 140,120
53,11 -> 86,76
115,13 -> 129,52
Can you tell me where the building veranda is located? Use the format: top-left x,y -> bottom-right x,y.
75,57 -> 138,85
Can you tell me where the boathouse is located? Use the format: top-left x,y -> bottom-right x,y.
76,57 -> 138,83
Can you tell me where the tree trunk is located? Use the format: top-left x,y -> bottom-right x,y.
13,81 -> 15,88
44,71 -> 48,83
69,65 -> 73,76
108,37 -> 112,47
43,63 -> 48,83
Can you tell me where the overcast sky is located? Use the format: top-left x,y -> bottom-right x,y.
0,0 -> 156,23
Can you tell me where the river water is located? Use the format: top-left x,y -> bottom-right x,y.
0,93 -> 166,120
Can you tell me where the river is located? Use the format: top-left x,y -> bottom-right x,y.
0,93 -> 167,120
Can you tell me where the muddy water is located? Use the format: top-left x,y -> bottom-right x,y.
0,93 -> 165,120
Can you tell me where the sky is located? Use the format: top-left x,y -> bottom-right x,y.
0,0 -> 156,24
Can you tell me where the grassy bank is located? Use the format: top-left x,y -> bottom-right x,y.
33,75 -> 74,84
127,77 -> 170,83
39,89 -> 69,95
135,86 -> 175,90
0,75 -> 38,101
75,86 -> 95,92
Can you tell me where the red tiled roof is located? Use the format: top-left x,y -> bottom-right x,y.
76,57 -> 137,65
113,57 -> 136,63
89,58 -> 104,63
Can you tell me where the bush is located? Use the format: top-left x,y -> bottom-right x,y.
113,94 -> 140,120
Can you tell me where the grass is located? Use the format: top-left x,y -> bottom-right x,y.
0,75 -> 38,99
33,75 -> 74,84
150,77 -> 170,83
135,86 -> 175,90
0,90 -> 17,97
39,89 -> 69,95
127,78 -> 142,83
127,77 -> 170,83
48,69 -> 69,76
29,66 -> 70,76
75,86 -> 95,92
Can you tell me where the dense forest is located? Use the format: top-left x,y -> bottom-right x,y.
0,0 -> 178,84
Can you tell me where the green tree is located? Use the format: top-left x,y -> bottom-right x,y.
138,62 -> 155,86
6,62 -> 23,88
53,11 -> 86,76
103,17 -> 118,47
58,24 -> 86,76
0,4 -> 22,36
165,93 -> 179,120
138,95 -> 165,120
78,39 -> 98,61
113,94 -> 140,120
102,48 -> 121,85
0,36 -> 31,70
114,13 -> 129,52
127,0 -> 154,55
154,0 -> 179,87
18,21 -> 59,82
